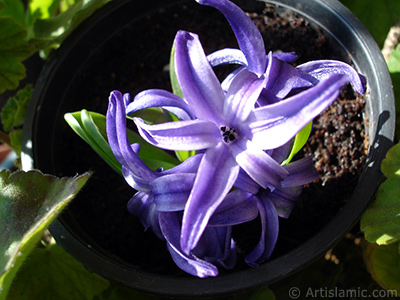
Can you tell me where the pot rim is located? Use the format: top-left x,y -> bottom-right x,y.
21,0 -> 395,297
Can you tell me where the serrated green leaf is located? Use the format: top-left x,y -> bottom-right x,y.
1,84 -> 32,132
361,143 -> 400,244
0,170 -> 91,300
363,242 -> 400,295
339,0 -> 400,48
361,177 -> 400,244
0,0 -> 26,27
7,241 -> 109,300
0,17 -> 32,93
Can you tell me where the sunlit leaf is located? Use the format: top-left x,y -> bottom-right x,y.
7,241 -> 109,300
0,170 -> 91,300
363,242 -> 400,295
29,0 -> 61,19
33,0 -> 109,48
361,143 -> 400,245
282,121 -> 312,165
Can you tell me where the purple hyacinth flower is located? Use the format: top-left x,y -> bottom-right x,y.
133,30 -> 352,255
107,90 -> 241,277
200,0 -> 366,96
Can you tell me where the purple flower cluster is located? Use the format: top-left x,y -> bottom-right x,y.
106,0 -> 366,277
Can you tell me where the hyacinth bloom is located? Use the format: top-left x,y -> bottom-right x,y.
103,0 -> 366,277
132,29 -> 363,256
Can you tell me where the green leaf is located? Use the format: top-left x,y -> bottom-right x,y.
0,170 -> 91,300
0,0 -> 26,27
33,0 -> 109,48
361,143 -> 400,244
282,121 -> 312,165
339,0 -> 400,48
363,242 -> 400,295
65,111 -> 180,173
388,44 -> 400,73
0,17 -> 32,93
169,42 -> 183,99
29,0 -> 61,19
7,241 -> 109,300
1,84 -> 32,132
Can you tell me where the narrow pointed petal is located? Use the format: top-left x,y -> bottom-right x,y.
133,117 -> 220,151
245,195 -> 279,267
181,144 -> 240,254
295,60 -> 366,94
175,30 -> 225,123
209,189 -> 258,226
150,173 -> 195,212
159,212 -> 219,277
264,52 -> 299,99
249,74 -> 350,150
127,89 -> 195,120
281,156 -> 320,187
230,138 -> 288,188
223,68 -> 265,125
197,0 -> 266,75
268,186 -> 302,218
106,91 -> 156,182
207,48 -> 247,67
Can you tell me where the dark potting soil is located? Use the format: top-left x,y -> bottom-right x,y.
52,1 -> 367,275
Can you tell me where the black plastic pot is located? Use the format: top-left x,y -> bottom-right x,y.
21,0 -> 395,298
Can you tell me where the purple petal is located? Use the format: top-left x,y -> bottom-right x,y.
221,66 -> 244,92
273,51 -> 298,62
207,48 -> 247,67
234,168 -> 260,194
150,173 -> 195,212
194,226 -> 237,270
163,153 -> 203,175
133,117 -> 220,151
230,138 -> 288,189
181,144 -> 240,254
264,52 -> 299,99
159,212 -> 219,277
245,194 -> 279,267
209,189 -> 258,226
281,156 -> 319,187
197,0 -> 266,76
268,186 -> 302,218
223,68 -> 265,125
295,60 -> 366,94
249,74 -> 350,150
106,91 -> 156,182
127,192 -> 155,231
175,31 -> 225,124
256,88 -> 280,107
127,89 -> 195,120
